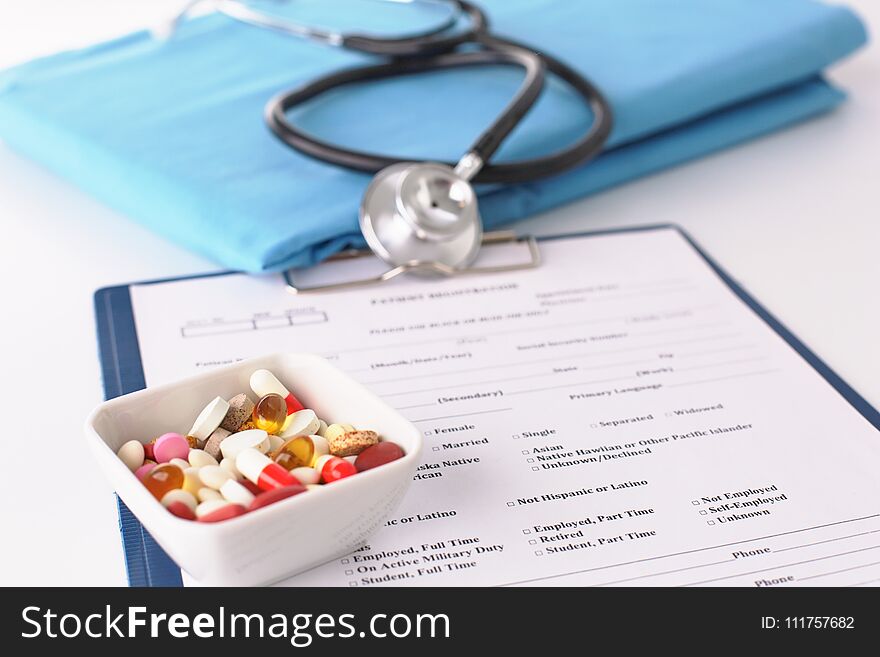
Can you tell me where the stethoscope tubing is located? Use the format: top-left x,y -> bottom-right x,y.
265,0 -> 613,185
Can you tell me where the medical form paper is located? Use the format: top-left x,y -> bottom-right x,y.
127,227 -> 880,587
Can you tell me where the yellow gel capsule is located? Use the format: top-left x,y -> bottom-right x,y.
272,435 -> 328,471
143,464 -> 184,501
252,393 -> 288,435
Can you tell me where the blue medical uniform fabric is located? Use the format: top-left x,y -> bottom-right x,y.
0,0 -> 867,272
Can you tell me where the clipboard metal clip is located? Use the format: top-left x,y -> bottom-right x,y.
283,232 -> 541,294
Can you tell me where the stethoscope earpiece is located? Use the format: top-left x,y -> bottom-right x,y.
360,162 -> 483,272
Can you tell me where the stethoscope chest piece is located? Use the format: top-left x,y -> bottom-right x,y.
359,162 -> 483,273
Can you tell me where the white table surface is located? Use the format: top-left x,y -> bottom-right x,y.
0,1 -> 876,586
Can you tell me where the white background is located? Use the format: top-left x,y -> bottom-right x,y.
0,1 -> 876,586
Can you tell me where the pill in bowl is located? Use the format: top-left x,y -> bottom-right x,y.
85,353 -> 422,585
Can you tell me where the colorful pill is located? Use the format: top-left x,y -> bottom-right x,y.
250,369 -> 304,415
272,434 -> 329,471
135,461 -> 156,480
166,501 -> 197,521
220,478 -> 256,506
328,429 -> 379,457
314,455 -> 357,483
279,409 -> 320,439
117,440 -> 145,471
248,484 -> 307,511
161,489 -> 197,512
220,393 -> 255,432
238,479 -> 263,496
355,441 -> 405,472
219,429 -> 270,460
252,393 -> 288,434
203,427 -> 230,461
196,501 -> 247,522
236,447 -> 298,492
143,463 -> 184,500
144,441 -> 155,461
153,432 -> 190,463
189,396 -> 230,441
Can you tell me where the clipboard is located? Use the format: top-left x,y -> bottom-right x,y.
93,224 -> 880,587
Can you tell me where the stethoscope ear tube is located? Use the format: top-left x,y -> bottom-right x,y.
265,36 -> 612,185
265,45 -> 547,183
341,0 -> 489,56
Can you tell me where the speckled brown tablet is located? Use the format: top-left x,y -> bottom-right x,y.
203,427 -> 231,460
328,430 -> 379,457
220,393 -> 255,432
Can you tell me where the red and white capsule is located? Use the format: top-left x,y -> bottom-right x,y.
314,455 -> 357,483
250,369 -> 304,415
236,447 -> 298,492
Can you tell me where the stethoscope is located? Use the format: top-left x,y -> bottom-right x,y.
159,0 -> 613,290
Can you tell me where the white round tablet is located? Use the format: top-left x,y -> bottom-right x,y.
188,448 -> 218,469
117,440 -> 145,471
189,396 -> 231,441
220,429 -> 270,460
198,465 -> 232,490
220,479 -> 256,506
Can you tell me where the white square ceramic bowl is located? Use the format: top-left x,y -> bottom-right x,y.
84,353 -> 422,586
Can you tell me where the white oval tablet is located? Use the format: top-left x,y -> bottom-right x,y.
188,448 -> 218,469
316,420 -> 328,437
220,429 -> 270,460
117,440 -> 145,471
279,409 -> 320,439
268,435 -> 285,453
220,479 -> 256,506
161,489 -> 197,512
189,396 -> 231,441
290,466 -> 320,486
220,457 -> 241,479
197,487 -> 223,503
198,464 -> 232,490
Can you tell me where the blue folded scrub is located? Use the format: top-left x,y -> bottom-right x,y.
0,0 -> 867,272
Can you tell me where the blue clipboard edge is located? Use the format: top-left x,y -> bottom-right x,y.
93,223 -> 880,587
